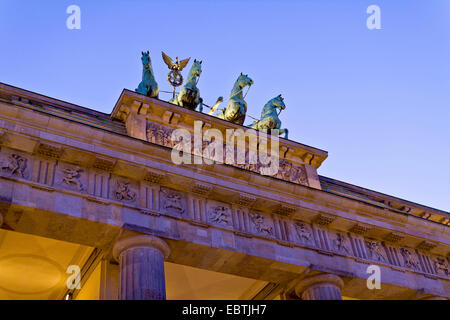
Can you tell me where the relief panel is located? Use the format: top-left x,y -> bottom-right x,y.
55,162 -> 87,192
398,247 -> 421,272
159,187 -> 186,216
365,240 -> 389,263
329,231 -> 352,256
0,149 -> 31,180
206,200 -> 232,228
291,220 -> 314,247
110,176 -> 138,204
249,211 -> 275,238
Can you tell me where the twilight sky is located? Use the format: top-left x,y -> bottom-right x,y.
0,0 -> 449,211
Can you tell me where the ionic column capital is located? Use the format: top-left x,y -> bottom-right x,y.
295,273 -> 344,300
113,235 -> 170,262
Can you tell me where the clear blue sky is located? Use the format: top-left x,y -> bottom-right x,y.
1,0 -> 449,211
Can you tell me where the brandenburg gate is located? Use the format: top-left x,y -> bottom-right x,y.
0,58 -> 448,300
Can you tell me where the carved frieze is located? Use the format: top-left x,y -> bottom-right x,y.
274,160 -> 308,186
399,248 -> 420,271
332,232 -> 351,255
160,187 -> 185,215
146,122 -> 310,186
434,257 -> 449,277
365,240 -> 387,263
209,206 -> 230,226
249,212 -> 273,236
147,122 -> 174,147
294,221 -> 313,244
61,166 -> 85,191
114,180 -> 136,202
1,153 -> 28,178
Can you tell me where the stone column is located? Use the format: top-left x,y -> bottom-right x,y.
294,273 -> 344,300
113,235 -> 170,300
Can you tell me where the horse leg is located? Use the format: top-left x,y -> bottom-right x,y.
280,128 -> 289,139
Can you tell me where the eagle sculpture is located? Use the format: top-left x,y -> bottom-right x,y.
161,51 -> 190,71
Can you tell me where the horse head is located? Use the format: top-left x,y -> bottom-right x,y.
191,59 -> 203,78
141,50 -> 151,70
271,94 -> 286,112
237,72 -> 253,89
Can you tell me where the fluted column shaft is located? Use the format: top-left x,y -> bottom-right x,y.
295,273 -> 344,300
113,235 -> 170,300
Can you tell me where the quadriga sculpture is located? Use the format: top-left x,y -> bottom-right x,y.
135,51 -> 159,98
170,59 -> 202,110
209,73 -> 253,125
250,94 -> 288,139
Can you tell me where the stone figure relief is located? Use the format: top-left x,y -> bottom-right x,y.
275,160 -> 308,186
147,123 -> 174,147
249,213 -> 273,236
145,122 -> 308,187
61,167 -> 84,191
333,232 -> 351,255
365,240 -> 387,262
209,206 -> 230,225
1,154 -> 27,178
434,257 -> 449,276
161,188 -> 185,214
233,152 -> 308,186
399,248 -> 420,270
114,181 -> 136,201
294,221 -> 312,243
